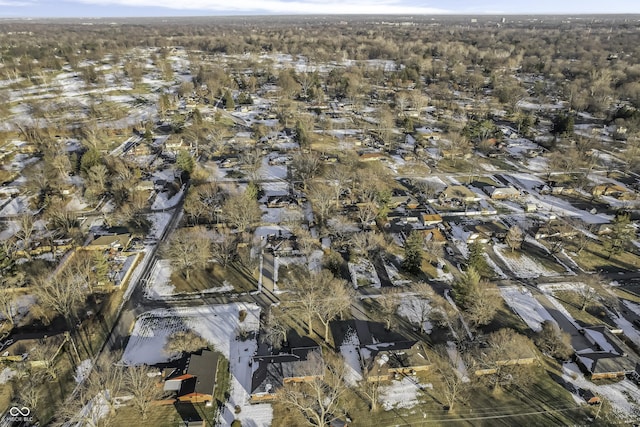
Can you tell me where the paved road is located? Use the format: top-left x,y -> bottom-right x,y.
99,182 -> 189,354
261,251 -> 276,292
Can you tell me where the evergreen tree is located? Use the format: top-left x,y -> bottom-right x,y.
80,147 -> 101,175
603,213 -> 633,258
295,119 -> 310,147
551,112 -> 574,136
452,266 -> 481,308
403,231 -> 424,273
468,241 -> 491,278
224,90 -> 235,110
176,150 -> 194,175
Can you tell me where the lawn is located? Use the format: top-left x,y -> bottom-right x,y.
170,262 -> 258,294
270,363 -> 587,427
563,239 -> 640,273
111,396 -> 219,426
553,290 -> 615,328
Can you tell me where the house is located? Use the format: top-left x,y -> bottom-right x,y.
85,233 -> 132,251
332,320 -> 431,383
575,326 -> 637,380
0,332 -> 68,367
359,152 -> 385,162
439,185 -> 481,203
468,222 -> 508,241
163,349 -> 219,404
129,141 -> 153,156
487,186 -> 521,200
363,341 -> 431,382
251,344 -> 323,402
135,180 -> 156,192
421,213 -> 443,226
165,135 -> 190,152
421,227 -> 447,244
592,184 -> 631,199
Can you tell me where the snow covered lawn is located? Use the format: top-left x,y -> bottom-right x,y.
122,303 -> 272,426
379,376 -> 431,411
151,185 -> 184,210
493,244 -> 558,279
562,362 -> 640,421
397,297 -> 434,333
143,260 -> 233,299
0,294 -> 36,324
499,286 -> 556,332
383,260 -> 411,286
74,359 -> 93,384
348,258 -> 381,289
339,327 -> 363,386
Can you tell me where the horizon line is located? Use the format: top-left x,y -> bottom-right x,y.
2,12 -> 640,19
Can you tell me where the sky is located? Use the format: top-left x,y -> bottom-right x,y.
1,0 -> 640,18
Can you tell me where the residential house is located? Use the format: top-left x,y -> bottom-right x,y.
359,152 -> 386,162
468,222 -> 508,241
332,320 -> 431,383
487,186 -> 521,200
421,213 -> 443,227
85,233 -> 132,251
165,135 -> 190,152
421,227 -> 447,244
439,185 -> 481,204
251,344 -> 324,402
162,349 -> 219,405
0,332 -> 67,367
575,326 -> 637,380
364,341 -> 431,382
592,184 -> 633,199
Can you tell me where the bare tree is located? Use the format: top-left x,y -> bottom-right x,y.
163,226 -> 211,280
292,226 -> 319,258
505,225 -> 524,252
465,284 -> 501,328
0,288 -> 16,327
432,345 -> 469,412
574,273 -> 611,311
378,288 -> 401,330
357,377 -> 381,412
283,268 -> 352,341
356,202 -> 379,229
308,182 -> 335,227
210,229 -> 237,268
291,152 -> 323,191
351,232 -> 384,257
33,273 -> 88,328
261,306 -> 289,350
124,365 -> 167,421
164,330 -> 209,355
276,352 -> 348,426
534,320 -> 573,360
221,193 -> 261,232
475,329 -> 536,391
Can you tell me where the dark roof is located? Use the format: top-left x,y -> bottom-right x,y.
331,320 -> 408,348
251,346 -> 323,396
183,349 -> 218,396
577,352 -> 637,375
